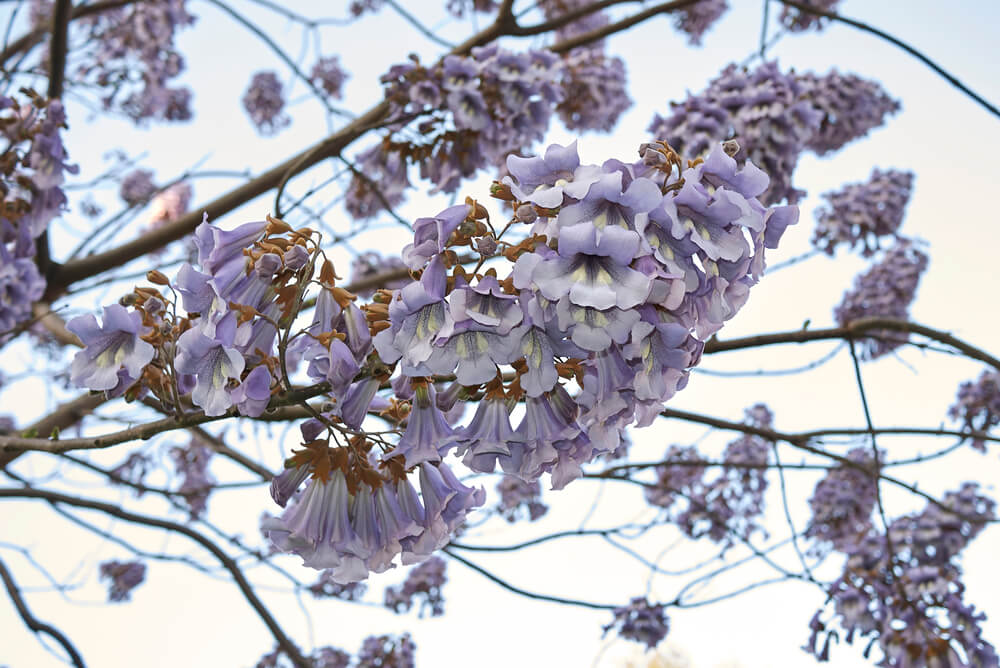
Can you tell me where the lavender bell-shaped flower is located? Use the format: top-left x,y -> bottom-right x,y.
388,382 -> 460,467
455,391 -> 525,474
174,311 -> 246,416
68,304 -> 155,391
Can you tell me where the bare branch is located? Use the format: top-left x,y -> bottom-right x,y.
0,487 -> 310,668
0,555 -> 87,668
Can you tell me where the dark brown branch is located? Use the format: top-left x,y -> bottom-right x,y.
0,383 -> 329,456
0,0 -> 137,66
545,0 -> 701,54
0,555 -> 86,668
0,392 -> 106,468
776,0 -> 1000,119
50,0 -> 701,288
704,317 -> 1000,372
0,487 -> 309,668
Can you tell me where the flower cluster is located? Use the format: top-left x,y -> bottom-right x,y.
171,438 -> 216,518
948,370 -> 1000,451
805,447 -> 879,552
496,475 -> 548,523
604,597 -> 670,650
119,169 -> 158,207
70,138 -> 793,584
70,0 -> 196,122
98,560 -> 146,602
648,63 -> 898,205
311,56 -> 349,100
779,0 -> 840,32
812,168 -> 913,257
645,405 -> 773,544
557,48 -> 631,133
243,71 -> 290,135
797,71 -> 900,155
0,94 -> 75,344
343,142 -> 411,220
673,0 -> 729,45
649,62 -> 821,204
805,484 -> 998,666
383,555 -> 447,616
357,634 -> 416,668
833,240 -> 929,359
358,45 -> 563,201
538,1 -> 633,133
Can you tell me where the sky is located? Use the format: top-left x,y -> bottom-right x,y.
3,1 -> 1000,667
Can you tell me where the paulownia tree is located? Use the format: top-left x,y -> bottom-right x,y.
1,0 -> 998,666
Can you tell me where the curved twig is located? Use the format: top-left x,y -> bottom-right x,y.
0,555 -> 87,668
0,487 -> 310,668
775,0 -> 1000,119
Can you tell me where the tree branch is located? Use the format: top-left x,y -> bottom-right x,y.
0,555 -> 86,668
0,487 -> 309,668
775,0 -> 1000,120
704,317 -> 1000,372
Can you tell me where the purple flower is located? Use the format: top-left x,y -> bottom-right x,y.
67,304 -> 155,391
264,460 -> 482,580
604,597 -> 670,649
74,0 -> 196,123
496,475 -> 548,523
243,71 -> 289,134
174,313 -> 246,416
99,560 -> 146,602
455,394 -> 524,473
355,634 -> 416,668
649,61 -> 822,204
673,0 -> 728,44
557,49 -> 631,132
171,439 -> 215,518
344,143 -> 410,220
401,203 -> 470,270
833,240 -> 929,359
119,169 -> 157,206
517,224 -> 652,311
813,168 -> 913,257
0,248 -> 47,345
949,370 -> 1000,451
383,555 -> 447,617
311,56 -> 349,99
388,381 -> 460,468
779,0 -> 840,32
807,483 -> 997,665
798,70 -> 900,155
230,364 -> 273,417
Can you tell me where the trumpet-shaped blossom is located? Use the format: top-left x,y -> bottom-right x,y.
68,304 -> 155,391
